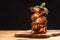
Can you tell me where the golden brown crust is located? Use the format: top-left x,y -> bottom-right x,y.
30,7 -> 47,34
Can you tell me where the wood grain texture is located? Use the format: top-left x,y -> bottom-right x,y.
0,30 -> 60,40
15,30 -> 60,38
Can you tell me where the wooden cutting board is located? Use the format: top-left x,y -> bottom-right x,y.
15,30 -> 60,38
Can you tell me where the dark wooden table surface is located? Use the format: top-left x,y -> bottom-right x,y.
0,30 -> 60,40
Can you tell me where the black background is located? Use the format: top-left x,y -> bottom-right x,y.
0,0 -> 60,30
